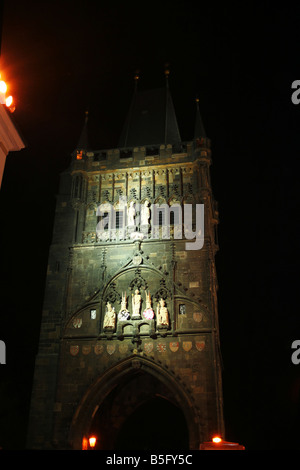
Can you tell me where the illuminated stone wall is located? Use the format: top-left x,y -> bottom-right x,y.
27,137 -> 224,450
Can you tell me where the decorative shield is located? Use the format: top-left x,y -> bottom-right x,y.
82,345 -> 91,355
156,343 -> 166,353
182,341 -> 192,352
106,343 -> 116,355
196,341 -> 205,351
193,312 -> 203,323
94,344 -> 104,355
169,341 -> 179,352
118,310 -> 130,321
142,308 -> 154,320
119,343 -> 129,354
72,318 -> 82,328
70,345 -> 79,356
143,342 -> 153,354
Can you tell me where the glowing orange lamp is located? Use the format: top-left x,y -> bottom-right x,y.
0,74 -> 15,112
89,436 -> 97,449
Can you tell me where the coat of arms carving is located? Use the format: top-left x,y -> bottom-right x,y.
169,341 -> 179,352
70,345 -> 79,356
182,341 -> 192,352
72,318 -> 82,328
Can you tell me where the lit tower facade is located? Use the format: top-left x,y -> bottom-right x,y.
27,73 -> 224,450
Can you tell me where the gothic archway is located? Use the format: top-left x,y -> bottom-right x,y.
114,396 -> 189,450
69,355 -> 201,450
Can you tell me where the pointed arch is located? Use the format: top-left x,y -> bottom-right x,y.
68,355 -> 201,449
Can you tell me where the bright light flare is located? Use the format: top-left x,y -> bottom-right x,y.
0,80 -> 7,94
5,95 -> 13,107
89,436 -> 96,448
212,436 -> 222,443
0,73 -> 15,111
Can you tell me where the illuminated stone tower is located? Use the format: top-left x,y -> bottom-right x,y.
27,72 -> 224,450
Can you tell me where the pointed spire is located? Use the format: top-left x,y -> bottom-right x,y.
121,71 -> 140,147
118,68 -> 181,147
164,63 -> 170,88
164,64 -> 181,145
194,97 -> 206,139
134,69 -> 140,89
76,110 -> 89,151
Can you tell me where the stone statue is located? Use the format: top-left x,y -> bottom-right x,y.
103,301 -> 116,329
118,292 -> 130,321
156,298 -> 169,328
143,290 -> 154,319
131,288 -> 141,318
141,200 -> 150,225
127,201 -> 136,226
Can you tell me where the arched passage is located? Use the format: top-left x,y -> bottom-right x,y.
69,355 -> 201,450
115,396 -> 189,450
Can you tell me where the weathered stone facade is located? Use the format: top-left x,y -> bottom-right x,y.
27,84 -> 224,450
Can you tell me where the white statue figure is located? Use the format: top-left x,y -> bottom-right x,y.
127,201 -> 136,226
143,290 -> 154,319
156,298 -> 169,328
141,200 -> 150,225
103,301 -> 116,329
118,292 -> 130,321
131,288 -> 141,318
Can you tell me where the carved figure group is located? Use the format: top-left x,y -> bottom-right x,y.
103,289 -> 169,329
127,200 -> 151,228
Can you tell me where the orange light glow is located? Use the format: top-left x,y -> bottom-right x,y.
0,80 -> 7,94
82,437 -> 88,450
0,74 -> 15,111
212,436 -> 222,443
89,436 -> 96,448
5,95 -> 13,107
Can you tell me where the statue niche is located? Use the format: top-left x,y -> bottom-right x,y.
103,301 -> 116,331
131,288 -> 142,319
142,290 -> 154,320
118,292 -> 130,321
156,298 -> 169,329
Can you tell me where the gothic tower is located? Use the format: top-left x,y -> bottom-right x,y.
27,72 -> 224,450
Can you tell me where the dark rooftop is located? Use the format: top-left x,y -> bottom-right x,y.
118,83 -> 182,148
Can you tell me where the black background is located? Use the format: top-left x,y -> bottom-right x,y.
0,0 -> 299,450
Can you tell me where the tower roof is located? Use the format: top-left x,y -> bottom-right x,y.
118,75 -> 181,148
194,98 -> 206,139
76,111 -> 89,151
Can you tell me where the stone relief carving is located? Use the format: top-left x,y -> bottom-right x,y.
103,301 -> 116,330
142,290 -> 154,320
131,289 -> 142,319
118,292 -> 130,321
127,201 -> 136,227
156,298 -> 169,329
141,200 -> 150,225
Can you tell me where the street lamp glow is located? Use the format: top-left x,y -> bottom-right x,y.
0,80 -> 7,94
5,95 -> 13,107
89,436 -> 96,448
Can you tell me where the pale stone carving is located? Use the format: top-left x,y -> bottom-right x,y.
118,292 -> 130,321
127,201 -> 136,226
156,298 -> 169,328
103,301 -> 116,329
143,290 -> 154,319
131,288 -> 141,319
141,200 -> 150,225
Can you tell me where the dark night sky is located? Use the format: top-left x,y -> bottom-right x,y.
0,0 -> 300,451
